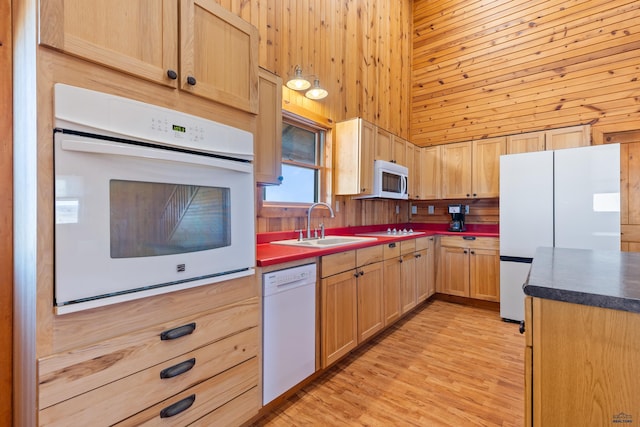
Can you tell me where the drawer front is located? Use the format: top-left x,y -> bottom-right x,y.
321,250 -> 356,277
115,360 -> 259,427
415,236 -> 430,251
38,298 -> 259,409
440,235 -> 499,250
356,245 -> 383,266
383,242 -> 400,259
400,239 -> 416,255
39,328 -> 259,427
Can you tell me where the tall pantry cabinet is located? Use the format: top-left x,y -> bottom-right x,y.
14,1 -> 263,425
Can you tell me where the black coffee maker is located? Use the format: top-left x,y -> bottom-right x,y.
448,204 -> 467,232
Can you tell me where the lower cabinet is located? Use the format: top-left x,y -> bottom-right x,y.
438,235 -> 500,302
525,296 -> 640,426
320,246 -> 385,368
37,276 -> 260,426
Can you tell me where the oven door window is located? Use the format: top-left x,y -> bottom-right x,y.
110,180 -> 230,258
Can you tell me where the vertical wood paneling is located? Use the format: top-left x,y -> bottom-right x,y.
412,0 -> 640,146
216,0 -> 413,138
0,0 -> 12,423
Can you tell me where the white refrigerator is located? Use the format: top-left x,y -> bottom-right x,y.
499,144 -> 620,321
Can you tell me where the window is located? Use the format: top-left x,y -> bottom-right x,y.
264,117 -> 325,204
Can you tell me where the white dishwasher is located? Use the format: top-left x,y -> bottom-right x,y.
262,263 -> 317,405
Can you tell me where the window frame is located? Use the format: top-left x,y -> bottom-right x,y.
258,108 -> 334,218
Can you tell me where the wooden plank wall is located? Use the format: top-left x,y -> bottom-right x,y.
214,0 -> 413,139
0,0 -> 12,423
410,199 -> 499,225
411,0 -> 640,146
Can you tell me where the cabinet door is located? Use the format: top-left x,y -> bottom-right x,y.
40,0 -> 179,87
359,120 -> 376,194
545,125 -> 589,150
254,68 -> 282,185
356,262 -> 384,344
180,0 -> 259,113
382,257 -> 401,325
507,132 -> 545,154
393,136 -> 407,166
439,246 -> 469,297
418,146 -> 441,200
426,237 -> 436,298
441,141 -> 472,199
406,143 -> 417,199
321,271 -> 358,368
415,249 -> 429,303
469,248 -> 500,302
375,127 -> 392,161
472,136 -> 505,198
400,254 -> 417,314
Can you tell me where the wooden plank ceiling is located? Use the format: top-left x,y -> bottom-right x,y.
411,0 -> 640,146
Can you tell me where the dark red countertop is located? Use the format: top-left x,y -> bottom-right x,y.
256,223 -> 499,267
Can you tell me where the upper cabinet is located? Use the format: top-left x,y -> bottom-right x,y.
255,68 -> 283,185
441,137 -> 505,199
417,145 -> 441,200
40,0 -> 259,113
335,118 -> 376,196
374,129 -> 407,166
507,125 -> 590,154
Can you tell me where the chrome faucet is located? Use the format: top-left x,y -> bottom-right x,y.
307,202 -> 335,239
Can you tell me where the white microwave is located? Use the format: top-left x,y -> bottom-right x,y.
358,160 -> 408,200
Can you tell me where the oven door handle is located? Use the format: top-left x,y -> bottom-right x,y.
60,138 -> 253,173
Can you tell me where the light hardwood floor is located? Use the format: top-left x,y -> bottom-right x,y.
254,299 -> 525,426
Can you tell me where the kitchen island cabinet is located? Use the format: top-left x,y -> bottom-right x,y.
523,247 -> 640,426
40,0 -> 259,113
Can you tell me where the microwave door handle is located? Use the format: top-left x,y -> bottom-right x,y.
401,175 -> 407,195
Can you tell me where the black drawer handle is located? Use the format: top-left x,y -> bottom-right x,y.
160,358 -> 196,379
160,322 -> 196,341
160,394 -> 196,418
463,236 -> 476,240
388,243 -> 396,248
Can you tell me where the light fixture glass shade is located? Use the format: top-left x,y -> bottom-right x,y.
286,66 -> 311,90
305,79 -> 328,100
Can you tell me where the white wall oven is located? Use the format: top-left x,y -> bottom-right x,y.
53,84 -> 255,314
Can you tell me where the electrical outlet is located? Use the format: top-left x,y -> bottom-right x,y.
335,200 -> 340,213
428,205 -> 434,214
465,205 -> 470,214
395,205 -> 400,214
411,205 -> 418,214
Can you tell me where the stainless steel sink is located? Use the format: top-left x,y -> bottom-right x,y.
270,235 -> 377,248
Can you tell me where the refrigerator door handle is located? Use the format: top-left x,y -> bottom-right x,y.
499,256 -> 533,263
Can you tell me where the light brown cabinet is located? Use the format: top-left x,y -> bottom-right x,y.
438,236 -> 500,302
40,0 -> 259,113
37,276 -> 260,426
525,296 -> 640,426
320,246 -> 384,367
255,68 -> 283,185
400,240 -> 417,314
335,118 -> 376,196
374,128 -> 393,162
416,145 -> 441,200
382,242 -> 402,326
416,236 -> 436,302
441,137 -> 505,199
507,125 -> 590,154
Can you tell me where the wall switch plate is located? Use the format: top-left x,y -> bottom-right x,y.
411,205 -> 418,214
335,200 -> 340,212
395,205 -> 400,214
428,205 -> 434,214
465,205 -> 470,214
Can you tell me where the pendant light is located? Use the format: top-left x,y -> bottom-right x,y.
286,66 -> 311,91
305,78 -> 328,100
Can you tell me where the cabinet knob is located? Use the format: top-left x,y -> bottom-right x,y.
354,272 -> 359,278
519,321 -> 526,334
466,194 -> 470,197
473,193 -> 477,197
470,250 -> 475,255
463,250 -> 468,254
166,69 -> 178,80
399,258 -> 403,263
186,75 -> 197,86
360,271 -> 365,276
